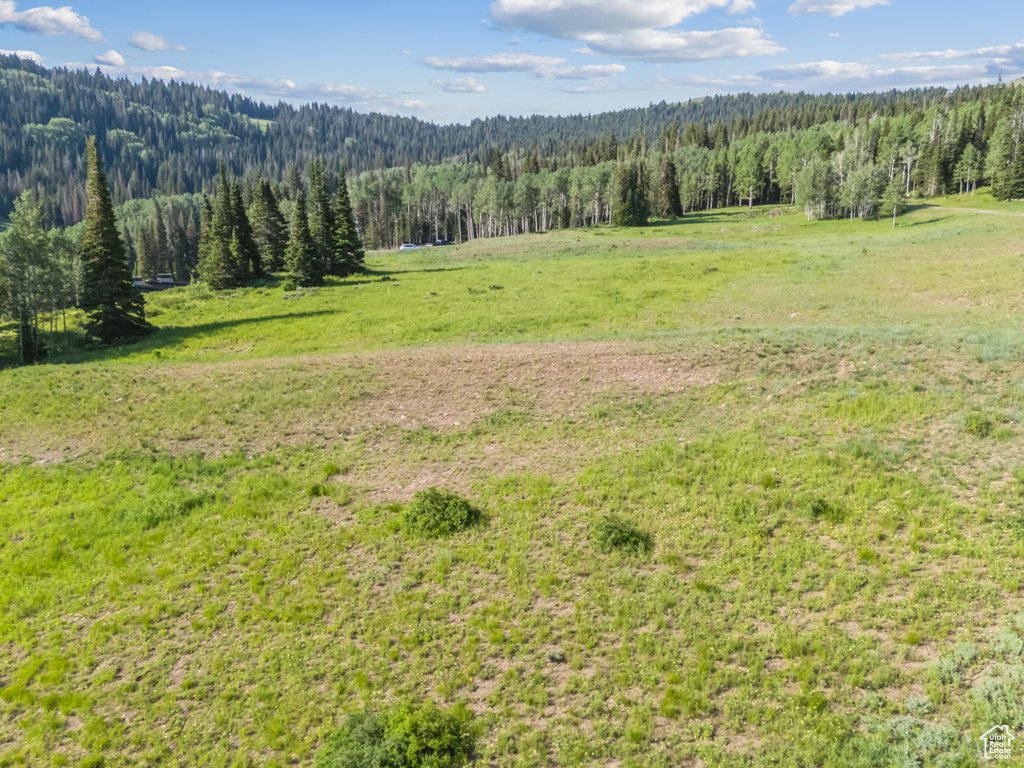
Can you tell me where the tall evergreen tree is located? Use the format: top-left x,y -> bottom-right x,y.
612,159 -> 650,227
655,157 -> 683,218
250,179 -> 288,272
80,137 -> 150,346
307,158 -> 337,275
136,225 -> 157,280
231,181 -> 261,278
197,192 -> 234,289
286,192 -> 321,286
151,198 -> 168,274
122,226 -> 137,277
334,162 -> 365,274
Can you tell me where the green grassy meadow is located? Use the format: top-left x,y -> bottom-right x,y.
3,195 -> 1024,767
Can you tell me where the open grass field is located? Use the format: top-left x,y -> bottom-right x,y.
3,194 -> 1024,767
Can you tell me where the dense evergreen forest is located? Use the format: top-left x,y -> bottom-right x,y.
2,53 -> 1024,364
6,53 -> 1018,227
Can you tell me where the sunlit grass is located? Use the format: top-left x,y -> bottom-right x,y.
2,201 -> 1024,766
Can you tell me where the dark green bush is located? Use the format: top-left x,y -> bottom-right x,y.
400,488 -> 480,538
121,489 -> 213,530
307,482 -> 330,498
808,496 -> 845,524
964,413 -> 994,437
315,702 -> 475,768
593,514 -> 653,555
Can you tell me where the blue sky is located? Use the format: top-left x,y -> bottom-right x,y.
1,0 -> 1022,123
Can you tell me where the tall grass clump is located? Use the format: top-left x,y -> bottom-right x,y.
119,488 -> 214,530
315,702 -> 475,768
400,488 -> 480,538
593,514 -> 653,556
964,413 -> 994,437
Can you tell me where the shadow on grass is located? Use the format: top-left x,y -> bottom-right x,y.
1,309 -> 340,370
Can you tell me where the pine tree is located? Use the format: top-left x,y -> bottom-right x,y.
196,194 -> 214,273
251,179 -> 288,272
655,157 -> 683,218
80,137 -> 150,346
197,193 -> 234,289
137,225 -> 157,280
334,162 -> 365,274
200,164 -> 249,288
286,192 -> 321,286
308,158 -> 337,275
151,198 -> 168,274
122,226 -> 137,277
231,181 -> 261,278
612,160 -> 649,227
169,217 -> 188,280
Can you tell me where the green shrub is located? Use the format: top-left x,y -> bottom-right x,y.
307,482 -> 330,498
593,514 -> 653,556
400,488 -> 480,538
964,413 -> 994,437
315,702 -> 475,768
121,489 -> 213,530
808,496 -> 845,523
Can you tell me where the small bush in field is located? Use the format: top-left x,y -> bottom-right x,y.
121,489 -> 213,530
315,701 -> 475,768
964,413 -> 993,437
593,514 -> 653,556
401,488 -> 480,538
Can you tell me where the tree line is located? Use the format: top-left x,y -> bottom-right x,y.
2,53 -> 998,229
347,86 -> 1024,248
0,138 -> 150,363
0,145 -> 368,363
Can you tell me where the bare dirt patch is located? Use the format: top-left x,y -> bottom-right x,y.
354,340 -> 719,432
1,340 -> 721,464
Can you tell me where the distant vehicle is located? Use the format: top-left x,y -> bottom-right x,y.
433,240 -> 451,246
132,274 -> 189,292
399,243 -> 420,250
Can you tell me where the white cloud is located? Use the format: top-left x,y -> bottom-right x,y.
491,0 -> 755,37
581,27 -> 784,62
129,31 -> 185,51
423,53 -> 566,73
0,1 -> 102,40
876,39 -> 1024,62
828,32 -> 841,37
787,0 -> 888,17
94,49 -> 124,66
423,53 -> 626,79
758,60 -> 989,86
487,0 -> 780,64
556,70 -> 764,94
0,47 -> 42,62
431,76 -> 486,93
539,63 -> 627,79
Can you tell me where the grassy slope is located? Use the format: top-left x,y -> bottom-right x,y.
2,196 -> 1024,767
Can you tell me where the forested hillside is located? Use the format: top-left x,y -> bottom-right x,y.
0,53 -> 991,225
2,53 -> 1024,364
